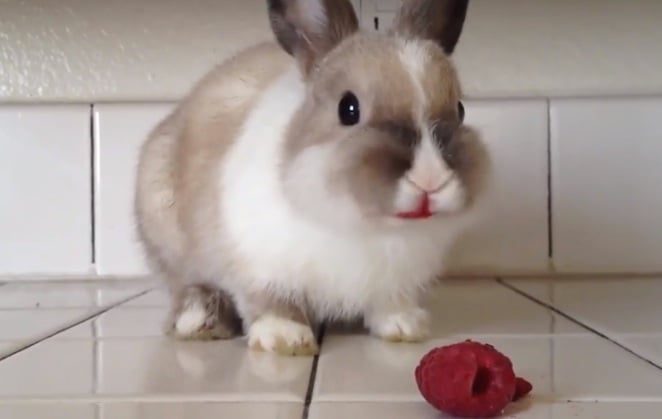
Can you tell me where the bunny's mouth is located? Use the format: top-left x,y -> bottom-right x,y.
396,194 -> 435,220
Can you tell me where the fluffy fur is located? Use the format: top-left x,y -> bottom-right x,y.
134,0 -> 488,356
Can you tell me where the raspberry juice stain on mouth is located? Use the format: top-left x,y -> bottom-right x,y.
396,194 -> 433,220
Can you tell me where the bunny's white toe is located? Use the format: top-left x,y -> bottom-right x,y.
248,314 -> 318,356
367,307 -> 430,343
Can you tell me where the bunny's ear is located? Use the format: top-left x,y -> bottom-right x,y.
267,0 -> 359,73
391,0 -> 470,55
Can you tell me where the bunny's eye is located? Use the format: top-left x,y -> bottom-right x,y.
458,101 -> 465,122
338,91 -> 360,126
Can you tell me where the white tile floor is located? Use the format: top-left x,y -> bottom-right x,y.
0,278 -> 660,418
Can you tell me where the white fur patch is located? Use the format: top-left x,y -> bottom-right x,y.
285,142 -> 362,228
366,307 -> 430,341
175,301 -> 207,336
398,40 -> 428,84
395,39 -> 464,215
435,176 -> 466,213
409,132 -> 453,192
248,314 -> 316,353
218,62 -> 470,325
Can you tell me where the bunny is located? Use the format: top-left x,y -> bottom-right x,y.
134,0 -> 489,356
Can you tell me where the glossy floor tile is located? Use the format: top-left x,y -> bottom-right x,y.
505,277 -> 662,369
0,308 -> 93,340
314,334 -> 662,402
94,339 -> 312,400
0,318 -> 313,401
309,401 -> 662,419
0,279 -> 153,309
504,278 -> 662,333
99,402 -> 304,419
424,280 -> 586,336
0,277 -> 661,418
0,280 -> 153,358
315,282 -> 662,401
0,402 -> 303,419
620,335 -> 662,367
0,403 -> 95,419
93,306 -> 167,338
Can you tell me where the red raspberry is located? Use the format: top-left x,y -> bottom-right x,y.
512,377 -> 533,402
415,340 -> 530,418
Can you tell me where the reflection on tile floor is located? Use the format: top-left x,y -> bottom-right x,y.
308,401 -> 662,419
0,402 -> 303,419
0,280 -> 154,359
0,277 -> 660,418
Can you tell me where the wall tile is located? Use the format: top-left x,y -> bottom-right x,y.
551,98 -> 662,273
0,105 -> 91,275
448,100 -> 550,274
94,103 -> 174,275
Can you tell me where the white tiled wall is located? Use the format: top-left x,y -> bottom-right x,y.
93,104 -> 174,276
448,100 -> 549,275
551,98 -> 662,273
2,97 -> 662,277
0,106 -> 92,275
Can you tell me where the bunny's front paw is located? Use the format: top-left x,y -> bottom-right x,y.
248,314 -> 319,356
367,307 -> 430,343
167,284 -> 241,340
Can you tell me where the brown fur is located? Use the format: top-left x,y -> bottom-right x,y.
420,46 -> 463,120
268,0 -> 359,74
135,42 -> 292,336
136,0 -> 361,343
391,0 -> 470,54
280,35 -> 469,217
166,283 -> 242,339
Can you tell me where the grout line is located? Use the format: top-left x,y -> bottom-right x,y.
94,401 -> 101,419
89,104 -> 97,265
550,314 -> 557,394
301,323 -> 326,419
546,98 -> 553,261
0,289 -> 152,362
496,279 -> 662,371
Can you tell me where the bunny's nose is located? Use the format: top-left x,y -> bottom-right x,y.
405,174 -> 453,194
